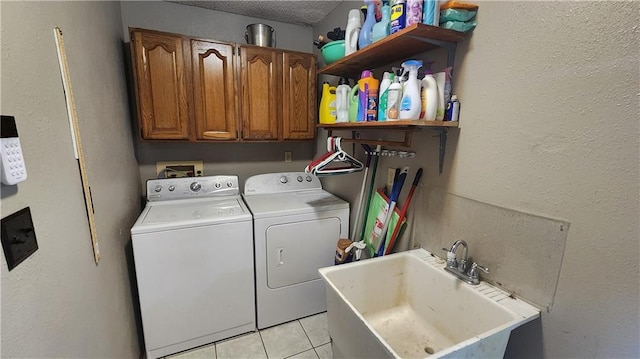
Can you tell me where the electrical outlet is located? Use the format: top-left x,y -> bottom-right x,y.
1,207 -> 38,271
156,161 -> 204,178
284,151 -> 292,163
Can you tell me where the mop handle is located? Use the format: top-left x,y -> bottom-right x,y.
384,168 -> 423,255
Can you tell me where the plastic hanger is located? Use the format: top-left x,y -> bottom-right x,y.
305,137 -> 364,176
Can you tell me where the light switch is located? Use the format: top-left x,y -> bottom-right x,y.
1,207 -> 38,271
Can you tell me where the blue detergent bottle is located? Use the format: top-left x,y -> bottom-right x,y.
358,0 -> 376,49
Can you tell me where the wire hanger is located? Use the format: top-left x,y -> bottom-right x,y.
305,137 -> 364,176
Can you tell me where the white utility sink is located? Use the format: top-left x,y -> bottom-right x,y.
318,249 -> 540,359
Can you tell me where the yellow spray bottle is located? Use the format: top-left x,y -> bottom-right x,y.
319,82 -> 337,124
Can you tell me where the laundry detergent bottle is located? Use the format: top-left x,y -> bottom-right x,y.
399,60 -> 423,120
420,67 -> 438,121
358,0 -> 376,49
319,82 -> 337,124
345,9 -> 361,56
335,77 -> 351,123
357,70 -> 379,121
348,85 -> 359,122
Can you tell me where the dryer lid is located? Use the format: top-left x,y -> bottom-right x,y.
242,190 -> 348,219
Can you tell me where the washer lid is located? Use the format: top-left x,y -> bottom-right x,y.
242,190 -> 348,219
131,197 -> 251,234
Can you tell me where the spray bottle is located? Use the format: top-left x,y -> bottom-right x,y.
399,60 -> 423,120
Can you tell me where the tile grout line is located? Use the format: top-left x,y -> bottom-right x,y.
257,328 -> 269,358
280,320 -> 315,359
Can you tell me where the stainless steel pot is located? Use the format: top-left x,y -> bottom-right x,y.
245,24 -> 276,47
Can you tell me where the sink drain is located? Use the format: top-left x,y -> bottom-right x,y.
424,346 -> 435,355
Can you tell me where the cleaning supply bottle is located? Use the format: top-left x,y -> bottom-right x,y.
378,72 -> 392,121
348,85 -> 359,122
319,82 -> 337,124
335,78 -> 351,123
390,0 -> 406,34
422,0 -> 437,25
386,75 -> 403,121
357,70 -> 379,121
345,9 -> 361,56
406,0 -> 423,26
371,4 -> 391,43
358,0 -> 376,49
420,68 -> 438,121
446,94 -> 460,121
399,60 -> 423,120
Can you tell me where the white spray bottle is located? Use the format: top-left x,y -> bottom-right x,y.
399,60 -> 423,120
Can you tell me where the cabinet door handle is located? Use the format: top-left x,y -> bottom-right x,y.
202,131 -> 232,139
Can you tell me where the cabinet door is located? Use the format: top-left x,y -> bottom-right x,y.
240,46 -> 281,140
191,40 -> 238,141
282,52 -> 316,140
131,31 -> 190,140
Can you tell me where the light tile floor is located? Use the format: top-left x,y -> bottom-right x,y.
167,313 -> 332,359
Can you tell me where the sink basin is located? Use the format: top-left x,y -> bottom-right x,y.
318,249 -> 539,359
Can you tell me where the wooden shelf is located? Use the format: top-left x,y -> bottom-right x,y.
318,23 -> 466,78
318,120 -> 459,129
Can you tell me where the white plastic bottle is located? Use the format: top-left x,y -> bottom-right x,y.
385,75 -> 403,121
335,78 -> 351,123
420,72 -> 438,121
399,60 -> 423,120
377,72 -> 392,121
345,9 -> 361,56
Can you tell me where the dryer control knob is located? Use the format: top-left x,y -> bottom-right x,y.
168,185 -> 176,192
214,182 -> 222,189
279,176 -> 288,184
306,176 -> 313,182
154,185 -> 162,193
190,182 -> 202,192
297,176 -> 303,182
227,181 -> 234,188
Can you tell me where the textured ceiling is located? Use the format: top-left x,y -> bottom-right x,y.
170,1 -> 344,25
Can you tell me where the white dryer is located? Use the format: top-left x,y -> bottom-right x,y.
131,176 -> 255,359
243,172 -> 349,329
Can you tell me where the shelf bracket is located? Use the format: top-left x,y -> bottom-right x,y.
406,35 -> 457,69
433,127 -> 448,175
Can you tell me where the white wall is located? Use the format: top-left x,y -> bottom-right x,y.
315,1 -> 639,358
1,2 -> 141,357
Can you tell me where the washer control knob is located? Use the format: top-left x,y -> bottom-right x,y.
168,185 -> 176,192
214,182 -> 222,189
227,181 -> 234,188
297,176 -> 303,182
154,185 -> 162,193
190,182 -> 202,192
279,176 -> 288,184
306,176 -> 313,182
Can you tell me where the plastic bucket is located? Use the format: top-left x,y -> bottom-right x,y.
245,24 -> 276,47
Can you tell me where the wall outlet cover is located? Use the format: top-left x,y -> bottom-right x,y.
1,207 -> 38,271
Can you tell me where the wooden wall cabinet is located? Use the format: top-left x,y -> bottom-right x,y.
131,30 -> 190,140
130,28 -> 316,142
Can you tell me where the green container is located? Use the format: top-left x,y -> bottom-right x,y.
321,40 -> 345,65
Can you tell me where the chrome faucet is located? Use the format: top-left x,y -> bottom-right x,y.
444,240 -> 489,285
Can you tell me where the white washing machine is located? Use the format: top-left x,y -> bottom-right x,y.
243,172 -> 349,329
131,176 -> 255,359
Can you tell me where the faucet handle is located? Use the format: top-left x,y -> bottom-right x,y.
468,262 -> 489,281
445,250 -> 458,269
